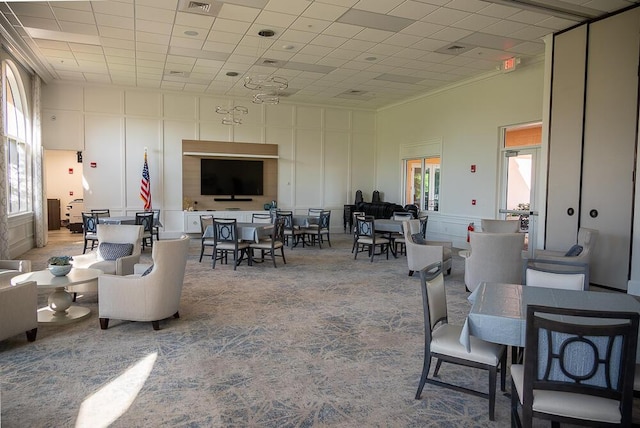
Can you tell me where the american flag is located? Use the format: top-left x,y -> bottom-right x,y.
140,150 -> 152,210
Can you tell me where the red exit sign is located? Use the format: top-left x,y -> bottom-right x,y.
503,57 -> 518,72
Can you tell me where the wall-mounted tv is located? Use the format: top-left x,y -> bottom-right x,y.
200,158 -> 264,196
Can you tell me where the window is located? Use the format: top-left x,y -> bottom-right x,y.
4,61 -> 30,214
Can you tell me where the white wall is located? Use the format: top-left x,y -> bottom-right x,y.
376,60 -> 545,248
41,84 -> 377,237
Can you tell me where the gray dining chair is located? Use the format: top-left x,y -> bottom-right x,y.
511,305 -> 638,427
417,262 -> 507,421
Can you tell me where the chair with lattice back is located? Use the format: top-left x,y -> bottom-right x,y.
82,212 -> 99,254
212,218 -> 251,270
135,211 -> 154,251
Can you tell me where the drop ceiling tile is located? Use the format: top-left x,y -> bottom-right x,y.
56,70 -> 85,80
341,60 -> 372,70
265,0 -> 312,15
137,0 -> 178,10
195,57 -> 226,68
170,36 -> 205,49
311,34 -> 348,48
401,20 -> 444,37
420,51 -> 457,63
315,56 -> 348,67
327,48 -> 360,60
509,25 -> 552,40
476,3 -> 519,19
394,47 -> 428,59
202,41 -> 237,53
536,16 -> 576,30
136,58 -> 165,68
95,13 -> 134,30
212,18 -> 252,34
383,33 -> 421,47
411,37 -> 452,51
135,19 -> 173,35
98,27 -> 134,40
289,16 -> 332,33
302,2 -> 349,21
52,7 -> 95,24
290,52 -> 324,64
297,44 -> 333,57
171,46 -> 229,61
256,10 -> 298,28
353,0 -> 404,14
161,81 -> 185,90
324,22 -> 364,38
390,1 -> 438,19
175,11 -> 215,29
366,43 -> 401,55
137,42 -> 169,54
135,5 -> 176,23
59,21 -> 98,36
452,13 -> 500,31
508,10 -> 552,25
69,43 -> 104,54
137,66 -> 163,75
506,41 -> 544,55
342,39 -> 377,52
20,17 -> 61,31
136,51 -> 167,61
92,1 -> 134,18
40,48 -> 75,59
207,30 -> 243,44
480,19 -> 529,37
353,27 -> 392,42
137,31 -> 171,45
7,3 -> 54,19
445,0 -> 490,13
106,57 -> 136,67
217,3 -> 262,22
430,26 -> 474,42
422,7 -> 471,25
280,29 -> 317,44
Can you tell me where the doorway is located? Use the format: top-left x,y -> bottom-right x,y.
44,149 -> 84,232
499,123 -> 542,255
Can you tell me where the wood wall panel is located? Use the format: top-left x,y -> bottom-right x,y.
182,140 -> 278,210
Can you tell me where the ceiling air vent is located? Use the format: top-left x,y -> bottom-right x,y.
178,0 -> 221,17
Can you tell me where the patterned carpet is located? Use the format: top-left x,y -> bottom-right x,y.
0,230 -> 595,427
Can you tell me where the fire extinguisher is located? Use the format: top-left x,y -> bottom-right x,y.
467,222 -> 475,242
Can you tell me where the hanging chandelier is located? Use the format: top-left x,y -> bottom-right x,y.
215,105 -> 248,125
244,75 -> 288,105
216,71 -> 248,125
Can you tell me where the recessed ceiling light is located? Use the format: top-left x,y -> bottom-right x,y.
282,45 -> 294,50
258,29 -> 275,37
226,71 -> 239,76
365,56 -> 377,61
184,30 -> 199,36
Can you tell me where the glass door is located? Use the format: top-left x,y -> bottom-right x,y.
404,157 -> 440,212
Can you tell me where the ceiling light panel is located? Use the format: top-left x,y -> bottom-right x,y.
337,9 -> 414,32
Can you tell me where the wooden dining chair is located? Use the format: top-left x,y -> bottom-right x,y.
251,213 -> 273,224
417,262 -> 507,421
511,305 -> 639,427
151,208 -> 161,241
305,210 -> 331,248
249,216 -> 286,267
199,215 -> 214,262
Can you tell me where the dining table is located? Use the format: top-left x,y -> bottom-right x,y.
373,219 -> 403,234
460,282 -> 640,361
98,216 -> 163,227
292,215 -> 319,228
204,222 -> 273,243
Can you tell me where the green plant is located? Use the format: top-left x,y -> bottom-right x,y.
48,256 -> 73,266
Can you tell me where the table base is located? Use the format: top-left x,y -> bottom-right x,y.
37,306 -> 91,324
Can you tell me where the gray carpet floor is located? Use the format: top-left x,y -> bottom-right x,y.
0,229 -> 619,427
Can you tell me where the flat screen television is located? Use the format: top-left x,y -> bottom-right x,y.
200,158 -> 264,196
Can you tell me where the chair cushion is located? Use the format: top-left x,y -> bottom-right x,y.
431,323 -> 503,366
565,244 -> 583,257
411,233 -> 427,245
511,364 -> 621,423
98,242 -> 134,261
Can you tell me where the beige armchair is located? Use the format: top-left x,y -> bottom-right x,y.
403,220 -> 452,276
480,219 -> 519,233
0,259 -> 32,282
0,280 -> 37,342
98,235 -> 190,330
72,224 -> 143,275
461,231 -> 525,292
535,227 -> 598,266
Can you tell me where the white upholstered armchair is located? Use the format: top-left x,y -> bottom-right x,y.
403,220 -> 453,276
460,231 -> 525,292
0,280 -> 37,342
72,224 -> 143,275
480,219 -> 520,233
0,259 -> 32,282
534,227 -> 598,266
98,235 -> 190,330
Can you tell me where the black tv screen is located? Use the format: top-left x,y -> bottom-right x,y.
200,159 -> 264,196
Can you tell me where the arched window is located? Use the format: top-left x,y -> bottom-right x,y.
4,60 -> 30,214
